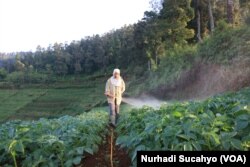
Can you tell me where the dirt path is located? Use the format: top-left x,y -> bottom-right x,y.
78,127 -> 131,167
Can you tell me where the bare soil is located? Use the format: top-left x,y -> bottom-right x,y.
78,127 -> 131,167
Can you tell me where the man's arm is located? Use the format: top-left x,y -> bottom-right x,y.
104,79 -> 114,98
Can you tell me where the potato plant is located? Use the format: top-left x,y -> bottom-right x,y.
116,88 -> 250,165
0,111 -> 108,167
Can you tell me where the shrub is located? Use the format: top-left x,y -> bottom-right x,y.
0,68 -> 7,80
6,71 -> 53,84
6,71 -> 24,83
198,26 -> 250,63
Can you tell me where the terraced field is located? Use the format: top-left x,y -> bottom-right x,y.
0,77 -> 106,123
0,89 -> 46,122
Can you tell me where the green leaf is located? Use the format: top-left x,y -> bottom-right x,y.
144,124 -> 156,133
65,159 -> 73,167
17,127 -> 30,134
242,134 -> 250,142
154,134 -> 161,141
207,132 -> 220,145
8,140 -> 18,154
172,111 -> 182,118
183,143 -> 193,151
135,145 -> 146,151
231,106 -> 241,113
177,134 -> 190,141
222,141 -> 230,150
234,109 -> 249,117
235,120 -> 248,130
84,148 -> 94,155
73,156 -> 82,165
230,139 -> 243,150
221,132 -> 237,139
15,140 -> 25,154
76,147 -> 84,155
191,141 -> 201,151
132,150 -> 137,162
116,135 -> 129,146
207,110 -> 215,119
214,120 -> 224,126
186,114 -> 197,119
236,114 -> 250,121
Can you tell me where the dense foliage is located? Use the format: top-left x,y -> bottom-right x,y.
0,111 -> 108,167
198,24 -> 250,63
116,88 -> 250,165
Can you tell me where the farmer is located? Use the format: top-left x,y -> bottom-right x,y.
105,69 -> 125,127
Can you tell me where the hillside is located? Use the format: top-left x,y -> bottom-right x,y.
127,25 -> 250,100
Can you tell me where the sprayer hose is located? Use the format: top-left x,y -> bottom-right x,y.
110,128 -> 114,167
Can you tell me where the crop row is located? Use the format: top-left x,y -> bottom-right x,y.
116,88 -> 250,165
0,111 -> 108,167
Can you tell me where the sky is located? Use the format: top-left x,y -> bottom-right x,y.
0,0 -> 151,53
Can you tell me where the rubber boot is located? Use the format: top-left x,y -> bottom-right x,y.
115,113 -> 120,124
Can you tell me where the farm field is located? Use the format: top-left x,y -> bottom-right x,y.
0,77 -> 106,123
0,88 -> 249,166
0,89 -> 46,123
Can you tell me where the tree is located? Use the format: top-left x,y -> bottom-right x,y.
0,68 -> 7,80
135,0 -> 195,70
227,0 -> 234,24
208,0 -> 215,33
195,0 -> 202,42
134,11 -> 163,71
74,62 -> 82,74
133,21 -> 149,67
144,15 -> 164,70
33,45 -> 44,72
240,0 -> 250,24
53,43 -> 68,76
159,0 -> 195,46
15,60 -> 25,71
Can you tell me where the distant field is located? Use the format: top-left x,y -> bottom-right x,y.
0,76 -> 107,123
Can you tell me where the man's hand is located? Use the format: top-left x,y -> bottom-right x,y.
104,92 -> 114,98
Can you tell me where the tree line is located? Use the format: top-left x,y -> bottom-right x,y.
0,0 -> 249,79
